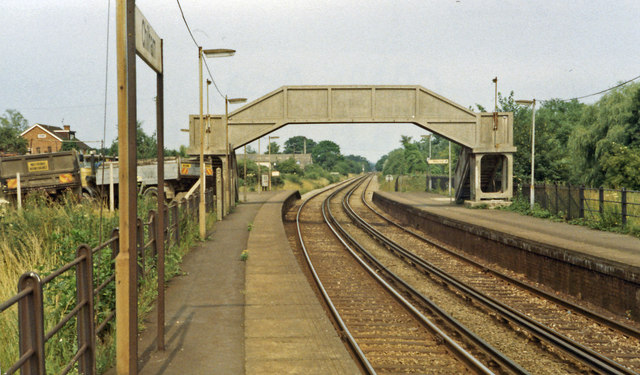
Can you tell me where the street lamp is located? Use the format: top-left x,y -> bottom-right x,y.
199,47 -> 235,240
421,134 -> 433,191
268,135 -> 279,191
516,98 -> 536,210
225,97 -> 247,207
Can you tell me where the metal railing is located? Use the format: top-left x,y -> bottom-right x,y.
516,183 -> 640,227
0,189 -> 214,375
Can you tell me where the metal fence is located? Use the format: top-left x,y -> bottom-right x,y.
516,183 -> 640,227
0,189 -> 214,375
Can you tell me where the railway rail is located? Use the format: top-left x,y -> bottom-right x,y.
296,177 -> 494,374
342,175 -> 640,374
291,175 -> 640,374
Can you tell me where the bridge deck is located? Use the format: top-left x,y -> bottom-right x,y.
374,190 -> 640,269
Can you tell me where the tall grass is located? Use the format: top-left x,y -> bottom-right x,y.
0,191 -> 210,373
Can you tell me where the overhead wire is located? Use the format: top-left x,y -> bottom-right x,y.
175,0 -> 226,100
560,73 -> 640,102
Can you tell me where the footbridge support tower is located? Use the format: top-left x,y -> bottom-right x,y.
187,85 -> 516,207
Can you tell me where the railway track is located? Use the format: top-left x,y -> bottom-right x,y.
339,174 -> 640,374
290,175 -> 640,374
296,178 -> 494,374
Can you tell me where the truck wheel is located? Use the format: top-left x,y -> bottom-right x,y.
143,186 -> 158,198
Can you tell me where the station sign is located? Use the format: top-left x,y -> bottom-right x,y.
271,171 -> 280,177
428,159 -> 449,165
135,6 -> 162,73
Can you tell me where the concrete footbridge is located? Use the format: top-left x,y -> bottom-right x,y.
187,85 -> 517,212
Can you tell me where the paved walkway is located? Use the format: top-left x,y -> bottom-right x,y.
376,190 -> 640,268
126,190 -> 358,374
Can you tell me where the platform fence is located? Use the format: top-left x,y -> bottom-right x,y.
515,182 -> 640,228
0,189 -> 215,375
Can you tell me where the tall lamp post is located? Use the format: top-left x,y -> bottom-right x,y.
199,47 -> 234,240
421,134 -> 432,191
268,135 -> 279,191
225,96 -> 247,209
516,98 -> 536,210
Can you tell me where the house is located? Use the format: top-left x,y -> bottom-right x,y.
20,124 -> 90,154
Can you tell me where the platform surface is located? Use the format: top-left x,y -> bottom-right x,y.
376,190 -> 640,268
126,190 -> 358,374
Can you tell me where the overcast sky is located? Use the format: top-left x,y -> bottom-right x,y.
2,1 -> 639,163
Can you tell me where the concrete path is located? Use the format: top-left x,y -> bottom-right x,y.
115,190 -> 359,374
135,193 -> 266,374
244,191 -> 359,374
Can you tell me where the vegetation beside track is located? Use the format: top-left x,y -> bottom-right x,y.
0,192 -> 212,373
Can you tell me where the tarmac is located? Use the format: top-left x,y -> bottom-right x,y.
131,190 -> 359,375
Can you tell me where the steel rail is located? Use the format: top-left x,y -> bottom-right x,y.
322,177 -> 495,375
295,177 -> 376,375
339,176 -> 529,374
348,175 -> 637,375
361,177 -> 640,340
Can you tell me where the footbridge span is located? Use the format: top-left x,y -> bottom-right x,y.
187,85 -> 516,213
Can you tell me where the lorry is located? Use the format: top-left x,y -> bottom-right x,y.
0,150 -> 213,204
0,150 -> 83,201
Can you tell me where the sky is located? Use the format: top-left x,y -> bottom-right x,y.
2,0 -> 639,163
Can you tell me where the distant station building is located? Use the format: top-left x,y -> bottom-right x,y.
21,124 -> 90,154
239,153 -> 313,168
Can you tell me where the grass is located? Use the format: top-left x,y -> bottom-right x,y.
0,191 -> 213,373
280,176 -> 336,195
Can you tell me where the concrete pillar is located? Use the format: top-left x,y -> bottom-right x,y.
221,156 -> 230,215
216,167 -> 222,221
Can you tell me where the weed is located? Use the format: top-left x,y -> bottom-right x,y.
247,222 -> 253,231
240,249 -> 249,261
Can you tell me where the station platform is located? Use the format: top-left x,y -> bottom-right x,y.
374,190 -> 640,268
131,190 -> 358,374
372,189 -> 640,321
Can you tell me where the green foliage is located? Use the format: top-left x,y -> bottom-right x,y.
0,109 -> 28,154
267,141 -> 280,154
108,121 -> 160,159
283,136 -> 316,154
275,157 -> 303,175
311,140 -> 341,169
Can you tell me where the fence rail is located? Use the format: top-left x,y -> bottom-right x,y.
516,183 -> 640,227
0,189 -> 215,375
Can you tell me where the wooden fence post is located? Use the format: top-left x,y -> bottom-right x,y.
621,187 -> 627,227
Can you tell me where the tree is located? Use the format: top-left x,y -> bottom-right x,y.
108,121 -> 158,159
311,140 -> 341,169
275,157 -> 303,175
246,145 -> 257,154
267,141 -> 280,154
0,109 -> 28,154
283,136 -> 316,154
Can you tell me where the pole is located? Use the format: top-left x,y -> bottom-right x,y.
115,0 -> 138,372
257,138 -> 261,193
225,96 -> 231,211
530,99 -> 536,210
268,138 -> 272,191
109,163 -> 114,212
16,172 -> 21,210
198,47 -> 206,240
428,135 -> 432,191
155,39 -> 165,351
448,141 -> 452,202
243,145 -> 247,202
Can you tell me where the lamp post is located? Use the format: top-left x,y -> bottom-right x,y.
198,47 -> 234,240
225,96 -> 246,208
268,135 -> 279,191
421,134 -> 432,191
516,98 -> 536,210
